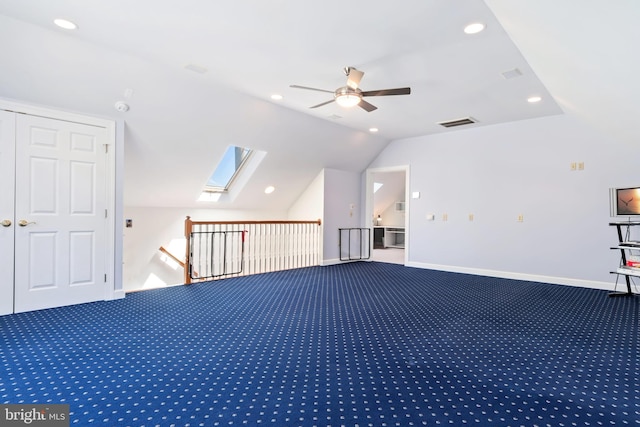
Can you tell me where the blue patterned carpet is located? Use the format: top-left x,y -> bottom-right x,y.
1,262 -> 638,426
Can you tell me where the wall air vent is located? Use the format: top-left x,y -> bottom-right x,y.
437,117 -> 477,128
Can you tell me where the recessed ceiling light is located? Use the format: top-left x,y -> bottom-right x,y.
369,127 -> 379,133
270,94 -> 283,100
464,22 -> 485,34
264,186 -> 275,194
527,96 -> 542,103
53,18 -> 77,30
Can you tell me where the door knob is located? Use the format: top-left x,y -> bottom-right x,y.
18,220 -> 36,227
1,219 -> 10,227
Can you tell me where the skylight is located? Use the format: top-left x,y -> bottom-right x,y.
204,145 -> 252,192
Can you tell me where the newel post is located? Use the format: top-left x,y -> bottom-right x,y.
184,216 -> 193,284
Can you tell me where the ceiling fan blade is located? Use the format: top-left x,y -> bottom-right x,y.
361,87 -> 411,97
290,85 -> 334,94
358,99 -> 378,112
346,69 -> 364,89
310,99 -> 335,109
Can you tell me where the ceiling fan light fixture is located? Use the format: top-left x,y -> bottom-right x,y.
335,94 -> 361,108
334,87 -> 362,108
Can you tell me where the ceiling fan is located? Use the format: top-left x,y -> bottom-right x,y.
290,67 -> 411,112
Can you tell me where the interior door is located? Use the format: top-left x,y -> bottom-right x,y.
13,114 -> 108,313
0,111 -> 16,316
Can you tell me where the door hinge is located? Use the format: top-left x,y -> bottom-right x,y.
105,209 -> 108,218
104,144 -> 109,153
104,274 -> 107,282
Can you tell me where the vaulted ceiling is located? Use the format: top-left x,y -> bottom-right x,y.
0,1 -> 636,210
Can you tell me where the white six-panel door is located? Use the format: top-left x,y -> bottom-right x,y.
0,111 -> 16,315
7,113 -> 109,313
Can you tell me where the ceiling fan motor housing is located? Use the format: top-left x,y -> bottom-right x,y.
335,86 -> 362,98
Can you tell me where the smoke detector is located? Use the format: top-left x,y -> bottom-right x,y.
114,101 -> 130,113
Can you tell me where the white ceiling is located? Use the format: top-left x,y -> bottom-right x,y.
1,1 -> 635,210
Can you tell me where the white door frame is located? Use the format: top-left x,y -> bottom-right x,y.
0,110 -> 16,315
0,98 -> 123,306
365,165 -> 410,264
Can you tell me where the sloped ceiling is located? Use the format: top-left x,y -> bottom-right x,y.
373,171 -> 406,217
486,0 -> 640,146
6,1 -> 621,210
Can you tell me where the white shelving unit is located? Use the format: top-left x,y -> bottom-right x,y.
384,227 -> 405,248
609,221 -> 640,297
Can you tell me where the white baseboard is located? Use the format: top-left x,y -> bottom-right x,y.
322,258 -> 370,266
405,261 -> 618,292
110,289 -> 126,300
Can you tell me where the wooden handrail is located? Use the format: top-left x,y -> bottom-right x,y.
159,246 -> 186,268
185,218 -> 321,226
184,216 -> 322,284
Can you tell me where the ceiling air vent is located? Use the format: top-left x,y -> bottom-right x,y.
184,63 -> 208,74
437,117 -> 477,128
501,68 -> 522,80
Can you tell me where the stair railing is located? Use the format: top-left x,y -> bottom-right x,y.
184,217 -> 322,284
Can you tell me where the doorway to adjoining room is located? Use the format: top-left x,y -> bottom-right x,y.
367,167 -> 408,265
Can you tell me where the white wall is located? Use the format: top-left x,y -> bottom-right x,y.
368,114 -> 636,290
123,207 -> 287,291
322,168 -> 362,264
379,200 -> 405,227
288,169 -> 324,221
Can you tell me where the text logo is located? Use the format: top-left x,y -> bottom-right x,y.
1,404 -> 69,426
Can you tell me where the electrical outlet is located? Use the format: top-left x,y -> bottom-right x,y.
517,214 -> 524,222
570,162 -> 577,171
442,213 -> 448,221
426,214 -> 435,221
468,214 -> 474,221
578,162 -> 584,170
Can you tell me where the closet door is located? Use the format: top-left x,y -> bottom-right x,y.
13,114 -> 108,313
0,111 -> 15,316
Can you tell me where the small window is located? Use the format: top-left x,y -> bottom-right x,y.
204,146 -> 252,193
